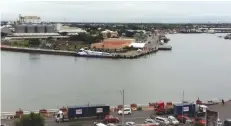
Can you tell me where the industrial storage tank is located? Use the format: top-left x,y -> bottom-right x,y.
45,25 -> 55,33
35,25 -> 45,33
15,25 -> 27,33
26,25 -> 35,33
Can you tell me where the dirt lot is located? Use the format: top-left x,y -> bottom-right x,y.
91,38 -> 134,49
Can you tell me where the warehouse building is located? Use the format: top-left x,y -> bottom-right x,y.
56,24 -> 87,35
1,26 -> 12,37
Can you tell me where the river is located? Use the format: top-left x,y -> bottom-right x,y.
1,34 -> 231,112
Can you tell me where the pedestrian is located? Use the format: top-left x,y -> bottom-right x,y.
222,99 -> 225,105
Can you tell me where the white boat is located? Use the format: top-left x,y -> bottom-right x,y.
77,48 -> 113,57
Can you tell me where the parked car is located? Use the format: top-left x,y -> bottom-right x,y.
118,108 -> 132,115
150,114 -> 156,119
107,123 -> 117,126
144,118 -> 160,125
103,115 -> 119,123
167,116 -> 179,125
224,119 -> 231,126
194,118 -> 206,125
95,123 -> 108,126
177,115 -> 192,124
154,116 -> 170,125
217,118 -> 222,126
126,122 -> 136,126
1,124 -> 9,126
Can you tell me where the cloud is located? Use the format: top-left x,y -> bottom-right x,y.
1,1 -> 231,23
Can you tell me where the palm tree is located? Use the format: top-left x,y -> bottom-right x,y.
14,112 -> 45,126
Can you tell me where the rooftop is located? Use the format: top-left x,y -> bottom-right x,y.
12,33 -> 60,36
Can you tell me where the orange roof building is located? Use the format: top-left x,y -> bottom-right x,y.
91,38 -> 135,49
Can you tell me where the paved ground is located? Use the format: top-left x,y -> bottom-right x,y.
208,100 -> 231,122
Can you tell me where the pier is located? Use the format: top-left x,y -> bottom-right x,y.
0,45 -> 159,59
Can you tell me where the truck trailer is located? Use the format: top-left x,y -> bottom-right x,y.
154,101 -> 174,115
173,103 -> 196,117
56,104 -> 110,122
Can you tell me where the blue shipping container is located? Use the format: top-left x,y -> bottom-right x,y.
67,104 -> 110,118
89,105 -> 110,116
68,105 -> 89,118
173,103 -> 196,117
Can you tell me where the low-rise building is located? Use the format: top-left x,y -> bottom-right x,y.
56,24 -> 87,35
101,30 -> 118,38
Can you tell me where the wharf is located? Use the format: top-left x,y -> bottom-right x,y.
1,45 -> 158,59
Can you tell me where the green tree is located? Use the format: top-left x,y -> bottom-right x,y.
107,32 -> 111,38
28,39 -> 40,47
94,33 -> 104,43
47,36 -> 53,41
14,112 -> 45,126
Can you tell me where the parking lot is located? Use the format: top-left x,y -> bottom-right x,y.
2,101 -> 231,126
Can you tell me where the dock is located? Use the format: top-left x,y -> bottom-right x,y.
1,45 -> 158,59
158,45 -> 172,50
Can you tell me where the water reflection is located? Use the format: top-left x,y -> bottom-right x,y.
29,53 -> 40,60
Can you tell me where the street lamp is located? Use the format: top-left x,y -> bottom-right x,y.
119,89 -> 125,126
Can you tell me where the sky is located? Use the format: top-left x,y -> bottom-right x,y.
1,0 -> 231,23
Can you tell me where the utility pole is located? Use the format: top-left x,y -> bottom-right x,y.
120,89 -> 125,126
182,90 -> 184,123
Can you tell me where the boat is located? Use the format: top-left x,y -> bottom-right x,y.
76,48 -> 116,58
207,29 -> 215,34
224,34 -> 231,39
158,45 -> 172,50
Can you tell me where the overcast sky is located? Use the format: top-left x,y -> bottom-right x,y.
1,1 -> 231,23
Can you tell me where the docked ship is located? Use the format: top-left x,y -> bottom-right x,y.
76,48 -> 116,58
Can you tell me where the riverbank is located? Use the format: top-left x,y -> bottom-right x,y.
0,45 -> 159,59
0,45 -> 77,56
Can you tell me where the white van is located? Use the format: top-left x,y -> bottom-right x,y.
118,108 -> 132,115
155,116 -> 170,125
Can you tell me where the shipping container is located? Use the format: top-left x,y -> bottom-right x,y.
89,104 -> 110,117
67,105 -> 89,118
67,104 -> 109,119
173,103 -> 196,117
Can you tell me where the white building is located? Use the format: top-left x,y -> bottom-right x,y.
56,23 -> 87,35
129,43 -> 147,49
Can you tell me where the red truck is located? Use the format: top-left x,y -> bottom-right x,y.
154,101 -> 174,115
103,115 -> 119,123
